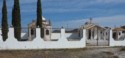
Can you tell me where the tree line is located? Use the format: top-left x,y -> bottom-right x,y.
1,0 -> 44,41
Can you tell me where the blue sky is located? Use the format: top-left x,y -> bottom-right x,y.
0,0 -> 125,28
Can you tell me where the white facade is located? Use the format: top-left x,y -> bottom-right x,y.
110,30 -> 125,46
28,17 -> 52,41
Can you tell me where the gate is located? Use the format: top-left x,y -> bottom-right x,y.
86,29 -> 110,46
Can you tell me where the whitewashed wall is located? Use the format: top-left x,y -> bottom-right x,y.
0,29 -> 2,41
0,28 -> 86,50
118,31 -> 123,39
109,30 -> 125,46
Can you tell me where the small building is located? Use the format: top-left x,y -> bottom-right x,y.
81,18 -> 110,40
28,16 -> 52,41
112,28 -> 125,40
80,18 -> 110,46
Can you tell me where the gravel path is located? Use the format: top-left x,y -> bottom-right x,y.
0,47 -> 124,58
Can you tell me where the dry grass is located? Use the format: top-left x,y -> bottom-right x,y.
120,47 -> 125,51
0,47 -> 120,58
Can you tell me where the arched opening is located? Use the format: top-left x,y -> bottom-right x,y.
46,30 -> 49,35
31,29 -> 34,35
88,30 -> 91,39
119,32 -> 121,35
113,32 -> 117,40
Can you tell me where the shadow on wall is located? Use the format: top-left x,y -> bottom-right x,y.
67,33 -> 81,41
21,33 -> 29,41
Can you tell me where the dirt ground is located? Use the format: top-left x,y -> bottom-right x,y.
0,47 -> 124,58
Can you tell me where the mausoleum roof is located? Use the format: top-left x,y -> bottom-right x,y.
113,28 -> 125,31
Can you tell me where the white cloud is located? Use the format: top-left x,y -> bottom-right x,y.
54,15 -> 125,28
20,0 -> 36,4
96,0 -> 125,4
42,0 -> 125,14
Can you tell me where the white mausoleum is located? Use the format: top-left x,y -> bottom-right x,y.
28,16 -> 52,41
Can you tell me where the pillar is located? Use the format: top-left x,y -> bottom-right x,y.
35,28 -> 41,39
0,29 -> 2,41
94,28 -> 97,39
6,28 -> 17,42
59,28 -> 67,41
98,30 -> 100,40
109,29 -> 113,46
91,29 -> 93,40
28,28 -> 32,41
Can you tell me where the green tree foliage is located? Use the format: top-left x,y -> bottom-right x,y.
1,0 -> 8,41
13,0 -> 21,40
12,7 -> 15,27
37,0 -> 44,38
37,0 -> 42,27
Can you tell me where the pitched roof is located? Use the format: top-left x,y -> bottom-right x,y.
113,28 -> 125,31
84,24 -> 105,30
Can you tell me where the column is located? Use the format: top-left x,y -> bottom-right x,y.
91,29 -> 93,40
28,28 -> 32,41
59,28 -> 67,41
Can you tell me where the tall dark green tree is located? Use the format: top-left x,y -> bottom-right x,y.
13,0 -> 21,40
1,0 -> 8,41
37,0 -> 44,38
12,7 -> 15,27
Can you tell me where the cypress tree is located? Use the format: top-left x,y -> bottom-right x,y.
13,0 -> 21,40
12,7 -> 15,27
37,0 -> 44,38
1,0 -> 8,41
12,7 -> 16,39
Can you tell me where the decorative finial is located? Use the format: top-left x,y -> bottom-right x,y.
90,17 -> 92,24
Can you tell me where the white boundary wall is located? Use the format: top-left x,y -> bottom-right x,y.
0,28 -> 86,50
109,30 -> 125,46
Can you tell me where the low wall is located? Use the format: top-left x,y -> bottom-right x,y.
0,28 -> 86,50
109,30 -> 125,46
